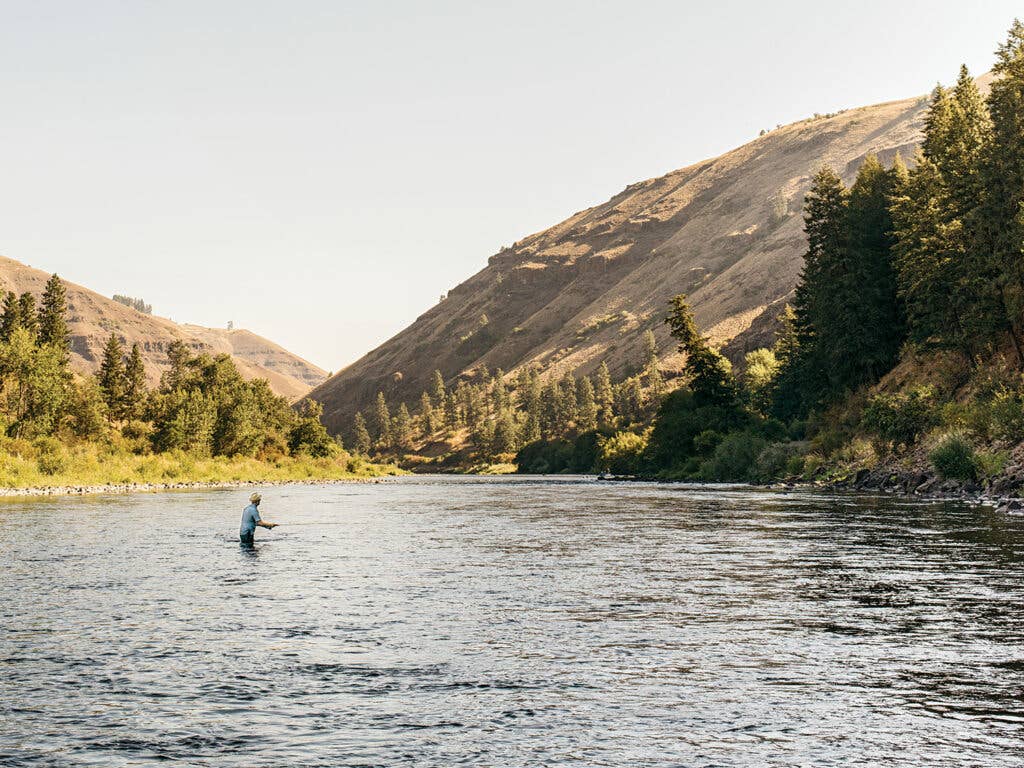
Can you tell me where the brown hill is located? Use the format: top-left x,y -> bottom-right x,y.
0,256 -> 326,399
310,81 -> 984,434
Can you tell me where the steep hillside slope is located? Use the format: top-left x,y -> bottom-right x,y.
312,84 -> 969,434
0,256 -> 326,399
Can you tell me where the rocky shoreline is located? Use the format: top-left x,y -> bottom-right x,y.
0,476 -> 399,498
598,466 -> 1024,515
824,465 -> 1023,514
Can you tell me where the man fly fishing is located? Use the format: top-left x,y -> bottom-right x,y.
240,492 -> 277,545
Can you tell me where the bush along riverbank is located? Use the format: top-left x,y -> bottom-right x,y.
0,274 -> 399,492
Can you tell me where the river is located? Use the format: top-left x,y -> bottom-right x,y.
2,476 -> 1023,766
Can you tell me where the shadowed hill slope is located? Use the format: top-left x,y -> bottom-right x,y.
0,256 -> 326,399
311,81 -> 988,434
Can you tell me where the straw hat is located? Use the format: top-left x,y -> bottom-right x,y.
250,492 -> 262,503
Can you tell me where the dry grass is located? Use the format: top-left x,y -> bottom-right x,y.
0,437 -> 400,489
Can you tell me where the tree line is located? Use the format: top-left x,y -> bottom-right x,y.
348,328 -> 666,466
775,23 -> 1024,419
0,274 -> 338,462
640,21 -> 1024,480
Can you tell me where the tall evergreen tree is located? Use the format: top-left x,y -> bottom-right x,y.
594,361 -> 614,427
392,403 -> 412,451
576,376 -> 598,432
373,391 -> 391,447
17,293 -> 38,341
97,334 -> 126,418
665,294 -> 736,408
771,167 -> 848,416
977,25 -> 1024,359
642,329 -> 665,403
352,411 -> 372,454
825,154 -> 905,387
38,274 -> 69,355
491,410 -> 519,456
419,391 -> 435,435
0,292 -> 20,342
123,343 -> 148,420
430,369 -> 446,406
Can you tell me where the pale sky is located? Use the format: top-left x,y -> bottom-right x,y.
0,1 -> 1019,371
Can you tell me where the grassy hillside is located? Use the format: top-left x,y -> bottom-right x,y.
310,84 -> 954,436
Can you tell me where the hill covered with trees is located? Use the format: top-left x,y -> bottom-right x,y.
310,49 -> 964,445
337,22 -> 1024,491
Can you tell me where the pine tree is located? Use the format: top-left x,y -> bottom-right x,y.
17,293 -> 38,341
665,295 -> 736,408
419,391 -> 435,435
123,343 -> 147,420
430,369 -> 446,406
594,361 -> 615,427
97,333 -> 126,419
491,410 -> 519,456
444,389 -> 460,432
392,403 -> 412,451
163,340 -> 194,391
540,379 -> 560,438
352,411 -> 372,454
491,369 -> 509,412
576,376 -> 598,432
614,376 -> 645,424
772,167 -> 848,415
642,329 -> 665,403
826,154 -> 905,388
892,153 -> 974,355
522,369 -> 542,443
977,27 -> 1024,359
373,391 -> 391,448
0,292 -> 20,342
558,370 -> 578,432
38,274 -> 69,354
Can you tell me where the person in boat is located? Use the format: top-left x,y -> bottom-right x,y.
239,492 -> 276,545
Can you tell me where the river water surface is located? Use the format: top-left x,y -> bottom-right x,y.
2,476 -> 1024,766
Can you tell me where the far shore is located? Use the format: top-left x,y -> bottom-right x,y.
0,476 -> 402,499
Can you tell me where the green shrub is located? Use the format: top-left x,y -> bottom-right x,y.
35,437 -> 67,476
861,386 -> 936,451
810,427 -> 847,457
802,454 -> 824,477
784,454 -> 806,477
515,439 -> 573,474
596,430 -> 649,475
753,442 -> 803,483
964,399 -> 994,441
698,431 -> 767,482
990,389 -> 1024,442
693,429 -> 722,456
929,433 -> 977,481
975,450 -> 1009,479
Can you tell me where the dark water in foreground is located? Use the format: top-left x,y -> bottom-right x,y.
2,477 -> 1024,766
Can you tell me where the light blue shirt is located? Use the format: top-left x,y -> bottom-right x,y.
240,503 -> 261,537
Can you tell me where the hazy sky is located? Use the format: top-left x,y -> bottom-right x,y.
0,1 -> 1019,370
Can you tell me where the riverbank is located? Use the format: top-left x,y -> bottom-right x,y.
0,475 -> 402,498
0,439 -> 403,496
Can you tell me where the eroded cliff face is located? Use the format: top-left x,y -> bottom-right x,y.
0,256 -> 326,399
311,89 -> 937,434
